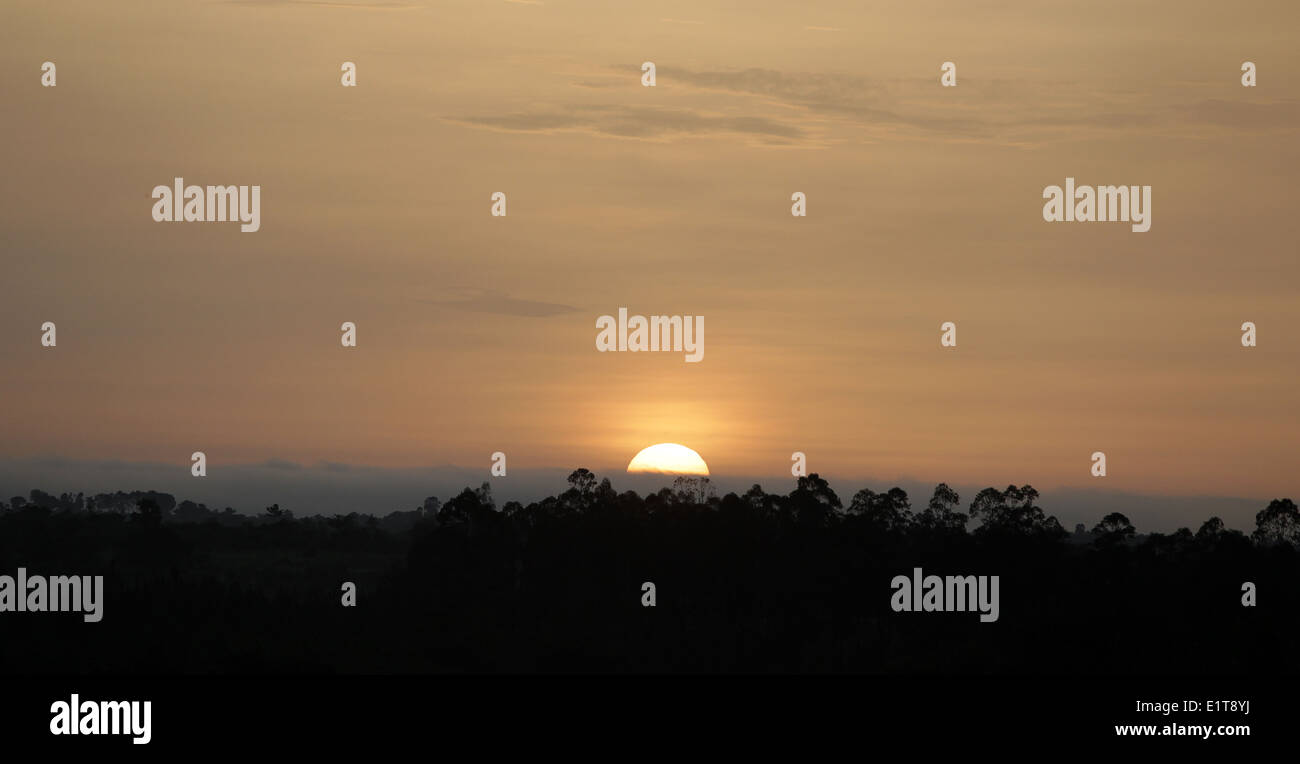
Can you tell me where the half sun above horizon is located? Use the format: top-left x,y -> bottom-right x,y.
626,443 -> 710,476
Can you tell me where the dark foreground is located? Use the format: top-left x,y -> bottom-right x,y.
1,472 -> 1296,676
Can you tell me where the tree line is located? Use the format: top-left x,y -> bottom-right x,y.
1,470 -> 1296,674
9,470 -> 1295,548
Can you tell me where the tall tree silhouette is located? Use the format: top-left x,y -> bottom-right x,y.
785,473 -> 841,527
672,476 -> 715,506
848,487 -> 913,533
970,485 -> 1065,539
1091,512 -> 1135,547
1253,498 -> 1299,547
916,483 -> 966,533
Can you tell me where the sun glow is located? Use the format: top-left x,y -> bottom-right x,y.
627,443 -> 710,476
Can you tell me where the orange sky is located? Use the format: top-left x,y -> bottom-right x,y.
1,0 -> 1297,499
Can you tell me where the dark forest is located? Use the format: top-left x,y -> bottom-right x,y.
2,471 -> 1296,675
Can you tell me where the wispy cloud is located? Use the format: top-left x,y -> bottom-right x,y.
421,290 -> 580,318
587,65 -> 1300,145
1171,98 -> 1300,129
218,0 -> 416,8
447,103 -> 806,142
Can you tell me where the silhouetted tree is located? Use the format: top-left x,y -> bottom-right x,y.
848,487 -> 913,533
1091,512 -> 1135,547
916,483 -> 966,533
561,469 -> 599,513
785,473 -> 841,527
971,485 -> 1064,539
263,503 -> 294,521
1196,516 -> 1225,539
595,477 -> 618,505
672,476 -> 715,506
568,468 -> 597,497
743,484 -> 778,517
1253,499 -> 1299,547
437,483 -> 497,530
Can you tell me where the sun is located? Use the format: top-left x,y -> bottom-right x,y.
627,443 -> 710,476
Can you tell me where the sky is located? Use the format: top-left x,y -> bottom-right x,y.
1,0 -> 1297,529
